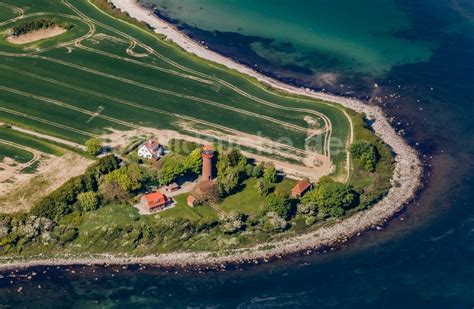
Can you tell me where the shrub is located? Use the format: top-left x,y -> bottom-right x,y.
219,211 -> 246,234
263,212 -> 289,232
255,179 -> 270,197
77,192 -> 100,212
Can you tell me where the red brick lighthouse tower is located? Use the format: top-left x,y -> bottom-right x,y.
201,145 -> 214,181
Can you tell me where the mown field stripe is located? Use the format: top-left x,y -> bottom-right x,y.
19,57 -> 309,134
0,106 -> 97,138
0,85 -> 310,157
0,86 -> 139,129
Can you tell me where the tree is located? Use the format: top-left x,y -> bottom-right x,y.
85,138 -> 102,156
157,158 -> 185,185
255,179 -> 270,197
183,148 -> 203,175
245,163 -> 254,177
216,148 -> 247,196
92,155 -> 120,176
77,191 -> 99,211
301,176 -> 356,218
105,166 -> 140,192
263,164 -> 278,183
252,162 -> 265,178
100,182 -> 127,202
264,194 -> 292,220
218,168 -> 240,196
127,163 -> 144,184
191,181 -> 221,205
350,140 -> 379,172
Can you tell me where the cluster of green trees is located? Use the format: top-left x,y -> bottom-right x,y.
350,140 -> 380,172
300,176 -> 357,219
255,163 -> 278,197
10,18 -> 73,37
155,148 -> 202,186
31,155 -> 120,221
167,139 -> 200,156
101,163 -> 144,202
216,148 -> 248,196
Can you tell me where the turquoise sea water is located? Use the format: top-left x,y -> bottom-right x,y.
1,0 -> 474,307
147,0 -> 435,76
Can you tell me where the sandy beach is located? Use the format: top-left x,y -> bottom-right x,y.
0,0 -> 422,271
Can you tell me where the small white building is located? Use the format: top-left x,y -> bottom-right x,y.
137,140 -> 164,160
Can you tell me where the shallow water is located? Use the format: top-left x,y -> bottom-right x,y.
1,0 -> 474,306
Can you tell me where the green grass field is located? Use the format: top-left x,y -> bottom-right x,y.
0,143 -> 33,163
0,126 -> 65,156
0,0 -> 353,177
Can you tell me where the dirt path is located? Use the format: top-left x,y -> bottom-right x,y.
102,128 -> 331,180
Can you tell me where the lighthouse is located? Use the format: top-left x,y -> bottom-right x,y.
201,145 -> 214,181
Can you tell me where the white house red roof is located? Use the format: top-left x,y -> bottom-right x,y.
143,140 -> 162,154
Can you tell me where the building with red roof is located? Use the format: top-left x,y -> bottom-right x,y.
291,179 -> 312,199
140,191 -> 170,213
138,140 -> 164,160
187,195 -> 196,207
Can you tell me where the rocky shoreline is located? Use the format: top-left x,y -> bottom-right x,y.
0,0 -> 422,271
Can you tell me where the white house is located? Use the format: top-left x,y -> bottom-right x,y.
137,140 -> 164,160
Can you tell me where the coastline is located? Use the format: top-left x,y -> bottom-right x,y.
0,0 -> 422,271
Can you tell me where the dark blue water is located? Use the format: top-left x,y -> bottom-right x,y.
1,0 -> 473,307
